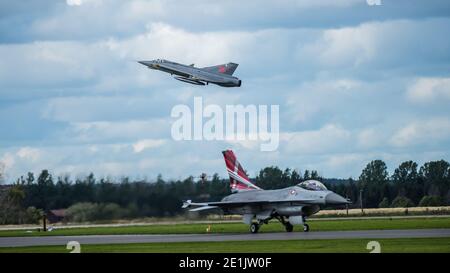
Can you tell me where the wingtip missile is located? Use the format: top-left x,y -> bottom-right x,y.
182,200 -> 192,209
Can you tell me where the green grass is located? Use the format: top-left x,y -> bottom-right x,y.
1,217 -> 449,237
1,237 -> 449,253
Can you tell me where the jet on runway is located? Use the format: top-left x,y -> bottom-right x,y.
183,150 -> 351,233
138,59 -> 241,87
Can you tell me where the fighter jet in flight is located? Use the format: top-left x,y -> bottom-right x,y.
138,59 -> 241,87
183,150 -> 351,233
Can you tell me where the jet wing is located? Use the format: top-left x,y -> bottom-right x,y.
206,199 -> 319,206
182,199 -> 318,211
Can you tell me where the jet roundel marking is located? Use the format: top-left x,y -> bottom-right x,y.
218,66 -> 226,73
289,189 -> 297,195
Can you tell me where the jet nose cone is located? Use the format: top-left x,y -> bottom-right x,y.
326,192 -> 350,205
138,61 -> 149,66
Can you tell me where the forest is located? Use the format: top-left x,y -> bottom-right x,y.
0,159 -> 449,224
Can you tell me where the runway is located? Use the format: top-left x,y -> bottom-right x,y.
1,229 -> 449,247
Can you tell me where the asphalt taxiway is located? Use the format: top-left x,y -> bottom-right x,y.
1,229 -> 449,247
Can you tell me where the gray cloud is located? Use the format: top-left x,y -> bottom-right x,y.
1,0 -> 450,43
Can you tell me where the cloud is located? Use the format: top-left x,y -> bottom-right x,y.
407,77 -> 450,103
390,118 -> 450,147
16,147 -> 41,162
65,0 -> 104,6
285,78 -> 364,124
41,95 -> 179,123
66,0 -> 83,6
0,153 -> 15,171
0,23 -> 258,96
325,153 -> 364,170
280,124 -> 352,155
3,0 -> 450,43
0,41 -> 101,91
133,139 -> 166,153
2,18 -> 449,98
297,18 -> 450,75
67,118 -> 171,143
301,24 -> 377,68
357,128 -> 384,149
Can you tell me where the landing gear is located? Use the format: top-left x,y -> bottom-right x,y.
249,219 -> 269,234
274,215 -> 294,232
303,223 -> 310,232
302,216 -> 310,232
247,214 -> 310,233
285,222 -> 294,232
250,222 -> 260,233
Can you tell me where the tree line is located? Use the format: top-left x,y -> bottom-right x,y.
0,159 -> 449,224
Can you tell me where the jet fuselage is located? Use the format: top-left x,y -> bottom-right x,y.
138,59 -> 241,87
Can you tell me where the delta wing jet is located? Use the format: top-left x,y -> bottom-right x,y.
183,150 -> 351,233
138,59 -> 241,87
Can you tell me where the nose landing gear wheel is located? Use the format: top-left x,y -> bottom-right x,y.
303,223 -> 310,232
250,223 -> 259,233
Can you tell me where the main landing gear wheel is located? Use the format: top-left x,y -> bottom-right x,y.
285,223 -> 294,232
303,223 -> 310,232
250,223 -> 259,234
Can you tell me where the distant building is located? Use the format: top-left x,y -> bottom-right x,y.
47,209 -> 66,223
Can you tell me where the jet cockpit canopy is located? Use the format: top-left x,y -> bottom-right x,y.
298,180 -> 327,191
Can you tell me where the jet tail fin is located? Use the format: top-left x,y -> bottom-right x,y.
202,63 -> 239,75
222,150 -> 261,193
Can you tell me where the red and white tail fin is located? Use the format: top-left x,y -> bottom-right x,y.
202,63 -> 239,75
222,150 -> 261,193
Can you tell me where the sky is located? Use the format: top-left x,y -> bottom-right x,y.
1,0 -> 450,182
